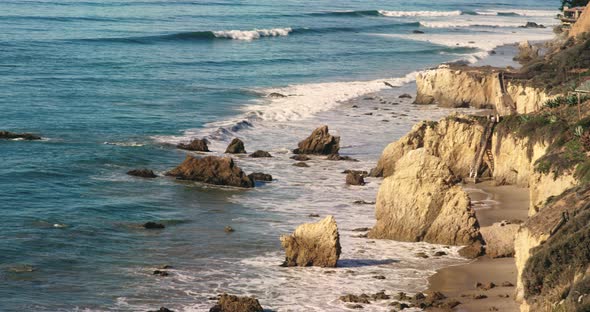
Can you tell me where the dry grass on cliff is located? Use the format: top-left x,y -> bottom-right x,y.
522,186 -> 590,311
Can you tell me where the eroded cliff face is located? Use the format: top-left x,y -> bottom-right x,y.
368,149 -> 480,246
515,187 -> 590,312
491,131 -> 547,187
415,66 -> 551,115
372,115 -> 484,178
569,3 -> 590,39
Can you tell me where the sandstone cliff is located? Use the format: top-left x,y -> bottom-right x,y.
569,3 -> 590,39
372,115 -> 485,178
515,186 -> 590,312
415,66 -> 551,115
368,149 -> 480,246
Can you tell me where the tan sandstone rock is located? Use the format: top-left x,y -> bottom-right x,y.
368,149 -> 480,246
480,221 -> 520,258
280,215 -> 341,267
569,3 -> 590,39
293,125 -> 340,155
166,155 -> 254,188
209,293 -> 263,312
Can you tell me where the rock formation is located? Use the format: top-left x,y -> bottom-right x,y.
166,156 -> 254,188
513,41 -> 539,63
177,138 -> 210,152
345,172 -> 365,186
368,149 -> 480,246
127,169 -> 158,178
249,150 -> 272,158
280,215 -> 341,267
515,186 -> 590,312
225,138 -> 246,154
415,65 -> 551,115
247,172 -> 272,182
480,221 -> 520,258
372,115 -> 484,178
293,126 -> 340,155
209,294 -> 263,312
0,131 -> 41,140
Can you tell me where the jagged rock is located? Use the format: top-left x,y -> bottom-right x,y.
293,126 -> 340,155
209,293 -> 263,312
293,162 -> 309,167
343,170 -> 368,177
371,291 -> 390,300
389,302 -> 409,310
368,149 -> 481,246
459,241 -> 484,259
291,155 -> 311,161
248,172 -> 272,182
513,40 -> 539,63
280,216 -> 341,267
340,294 -> 370,304
520,22 -> 545,28
433,251 -> 447,257
127,169 -> 157,178
0,131 -> 41,141
346,172 -> 365,186
177,138 -> 210,152
153,270 -> 169,276
225,138 -> 246,154
480,222 -> 520,258
249,150 -> 272,158
144,222 -> 165,229
326,154 -> 358,161
166,156 -> 254,188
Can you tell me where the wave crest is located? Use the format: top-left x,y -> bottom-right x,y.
378,10 -> 462,17
212,28 -> 293,40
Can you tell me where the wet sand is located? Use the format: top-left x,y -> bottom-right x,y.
427,181 -> 529,311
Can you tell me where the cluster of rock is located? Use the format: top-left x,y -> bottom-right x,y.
166,156 -> 254,188
209,294 -> 264,312
0,130 -> 41,140
340,290 -> 459,310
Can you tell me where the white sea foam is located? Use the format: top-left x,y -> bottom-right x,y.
212,28 -> 293,40
419,20 -> 527,28
378,10 -> 462,17
478,9 -> 559,17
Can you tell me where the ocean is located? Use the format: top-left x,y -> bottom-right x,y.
0,0 -> 558,311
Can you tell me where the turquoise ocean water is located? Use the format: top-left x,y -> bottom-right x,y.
0,1 -> 558,311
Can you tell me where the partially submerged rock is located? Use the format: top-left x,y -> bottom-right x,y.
166,156 -> 254,188
399,93 -> 413,99
368,149 -> 481,246
280,215 -> 341,267
209,293 -> 263,312
127,169 -> 158,178
293,162 -> 309,168
0,131 -> 41,141
293,125 -> 340,155
346,172 -> 365,186
291,155 -> 311,161
144,222 -> 165,229
249,150 -> 272,158
247,172 -> 273,182
177,138 -> 210,152
326,154 -> 358,161
225,138 -> 246,154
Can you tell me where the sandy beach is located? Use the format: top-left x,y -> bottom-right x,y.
427,182 -> 529,311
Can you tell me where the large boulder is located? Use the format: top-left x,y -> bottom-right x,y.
0,131 -> 41,141
209,294 -> 263,312
513,40 -> 539,63
177,138 -> 210,152
280,215 -> 341,267
368,149 -> 480,246
166,156 -> 254,188
225,138 -> 246,154
480,221 -> 520,258
293,126 -> 340,155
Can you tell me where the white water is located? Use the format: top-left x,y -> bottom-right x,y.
213,28 -> 293,40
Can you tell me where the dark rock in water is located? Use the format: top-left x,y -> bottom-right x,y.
415,252 -> 429,259
224,226 -> 234,233
346,172 -> 365,186
153,270 -> 169,276
413,30 -> 425,34
148,308 -> 175,312
352,227 -> 370,232
384,81 -> 396,88
389,302 -> 409,310
340,294 -> 371,304
395,292 -> 409,301
434,251 -> 447,257
293,125 -> 340,155
371,291 -> 390,300
177,138 -> 210,152
225,138 -> 246,154
144,222 -> 165,229
363,112 -> 373,116
268,92 -> 287,98
414,292 -> 426,300
209,293 -> 263,312
372,275 -> 386,280
157,265 -> 173,269
501,281 -> 514,287
127,169 -> 157,178
490,50 -> 497,55
0,131 -> 41,141
249,150 -> 272,158
291,155 -> 311,161
166,156 -> 254,188
352,105 -> 359,108
520,22 -> 545,28
353,200 -> 375,205
293,162 -> 309,168
326,154 -> 358,162
343,170 -> 368,177
399,93 -> 413,99
7,264 -> 36,273
308,214 -> 320,218
346,304 -> 364,309
248,172 -> 273,182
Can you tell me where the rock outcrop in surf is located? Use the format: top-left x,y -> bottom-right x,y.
280,215 -> 341,267
293,126 -> 340,155
225,138 -> 246,154
177,138 -> 210,152
0,131 -> 41,141
209,293 -> 264,312
166,155 -> 254,188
